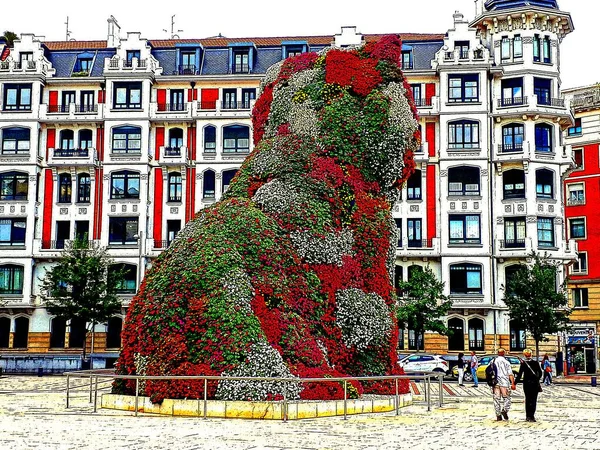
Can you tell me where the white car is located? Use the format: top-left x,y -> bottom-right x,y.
398,354 -> 449,374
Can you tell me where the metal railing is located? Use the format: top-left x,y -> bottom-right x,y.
48,105 -> 70,114
163,147 -> 181,157
65,371 -> 444,419
413,98 -> 432,107
54,148 -> 89,157
157,103 -> 187,112
221,101 -> 252,110
178,65 -> 199,75
41,239 -> 98,250
75,104 -> 98,113
497,96 -> 526,107
198,101 -> 217,110
537,97 -> 564,107
499,239 -> 526,249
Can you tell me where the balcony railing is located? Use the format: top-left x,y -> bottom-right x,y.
221,101 -> 252,110
414,98 -> 433,108
48,105 -> 70,114
499,239 -> 526,249
54,148 -> 89,157
499,142 -> 524,153
152,240 -> 171,250
75,104 -> 98,113
199,101 -> 217,110
537,97 -> 564,107
41,239 -> 98,250
401,61 -> 413,70
458,50 -> 469,60
405,239 -> 433,249
164,147 -> 181,157
157,103 -> 187,112
567,198 -> 585,206
178,65 -> 199,75
498,96 -> 526,107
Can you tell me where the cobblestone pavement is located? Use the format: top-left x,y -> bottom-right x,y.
1,376 -> 600,450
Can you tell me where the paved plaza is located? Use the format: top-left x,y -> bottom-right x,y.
1,376 -> 599,450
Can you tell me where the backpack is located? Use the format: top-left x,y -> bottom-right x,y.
485,359 -> 498,387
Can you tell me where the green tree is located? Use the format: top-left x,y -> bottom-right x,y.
40,238 -> 125,363
2,31 -> 18,48
503,252 -> 571,358
396,265 -> 453,351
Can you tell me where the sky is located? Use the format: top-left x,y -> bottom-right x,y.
2,0 -> 597,89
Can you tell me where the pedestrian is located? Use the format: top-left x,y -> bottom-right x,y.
491,348 -> 516,421
457,352 -> 465,386
515,348 -> 543,422
542,354 -> 552,386
470,351 -> 479,387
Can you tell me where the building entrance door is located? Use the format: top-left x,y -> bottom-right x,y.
584,348 -> 596,374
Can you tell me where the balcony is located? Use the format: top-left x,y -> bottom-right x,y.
0,59 -> 51,76
177,65 -> 200,75
414,96 -> 440,116
40,103 -> 102,121
499,239 -> 526,249
150,102 -> 192,119
396,237 -> 440,257
104,56 -> 160,74
195,99 -> 255,117
159,145 -> 187,164
496,238 -> 533,258
34,239 -> 100,257
537,97 -> 564,108
497,97 -> 527,108
221,101 -> 252,111
48,147 -> 96,166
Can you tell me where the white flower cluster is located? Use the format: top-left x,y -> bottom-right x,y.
134,353 -> 149,391
252,179 -> 307,214
386,216 -> 398,285
288,99 -> 320,138
221,268 -> 254,313
335,288 -> 393,351
215,340 -> 303,400
290,229 -> 354,266
259,61 -> 284,95
382,82 -> 419,134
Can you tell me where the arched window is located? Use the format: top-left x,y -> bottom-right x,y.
50,317 -> 66,348
448,166 -> 480,196
0,317 -> 10,348
112,126 -> 141,154
448,120 -> 479,149
448,318 -> 465,351
510,320 -> 527,351
536,169 -> 554,199
106,317 -> 123,349
58,173 -> 72,203
168,128 -> 183,150
110,264 -> 137,294
204,125 -> 216,152
408,329 -> 424,351
0,265 -> 24,294
168,172 -> 182,202
2,127 -> 30,155
13,316 -> 29,348
501,123 -> 524,152
68,317 -> 86,348
407,170 -> 422,200
450,263 -> 482,294
110,171 -> 140,199
0,171 -> 28,200
223,125 -> 250,153
468,318 -> 484,351
535,123 -> 553,152
60,129 -> 74,150
503,169 -> 525,199
222,169 -> 238,193
203,170 -> 215,199
79,129 -> 93,150
77,173 -> 91,203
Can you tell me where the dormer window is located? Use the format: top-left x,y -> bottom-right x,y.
234,50 -> 249,73
229,43 -> 255,74
126,50 -> 140,67
180,51 -> 197,74
282,41 -> 308,59
72,52 -> 94,76
401,50 -> 413,70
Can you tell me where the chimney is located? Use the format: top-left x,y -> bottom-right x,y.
107,15 -> 121,48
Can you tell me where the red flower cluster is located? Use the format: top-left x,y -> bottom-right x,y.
325,50 -> 383,97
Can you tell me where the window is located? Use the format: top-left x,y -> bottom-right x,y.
537,217 -> 554,247
569,218 -> 586,239
401,50 -> 413,70
448,120 -> 479,149
500,78 -> 524,106
180,52 -> 197,74
110,171 -> 140,199
0,171 -> 28,200
513,35 -> 523,58
223,125 -> 250,153
502,123 -> 524,152
455,41 -> 469,59
106,317 -> 123,349
59,130 -> 74,150
111,263 -> 137,294
77,173 -> 91,203
448,74 -> 479,103
73,54 -> 93,75
533,34 -> 541,62
509,321 -> 526,351
168,172 -> 182,202
448,318 -> 465,351
126,50 -> 141,66
203,170 -> 215,199
501,36 -> 511,60
0,317 -> 9,348
108,217 -> 138,245
408,329 -> 424,351
0,219 -> 26,246
398,327 -> 405,351
50,318 -> 66,348
572,253 -> 588,274
77,129 -> 92,150
241,88 -> 256,109
75,220 -> 89,241
170,89 -> 185,111
0,265 -> 24,294
204,126 -> 216,152
2,127 -> 30,154
407,170 -> 421,200
572,148 -> 583,169
502,35 -> 523,61
568,118 -> 582,136
394,218 -> 402,247
449,215 -> 480,245
468,319 -> 484,351
13,316 -> 28,349
448,166 -> 480,196
503,217 -> 526,248
68,317 -> 86,348
505,265 -> 525,295
450,264 -> 482,294
534,78 -> 551,105
535,123 -> 553,152
408,265 -> 423,281
535,169 -> 554,199
284,46 -> 304,58
58,173 -> 72,203
573,288 -> 589,308
167,220 -> 181,246
167,128 -> 183,151
113,82 -> 142,109
411,84 -> 422,106
543,36 -> 551,64
222,169 -> 237,193
567,182 -> 585,205
112,126 -> 141,154
407,219 -> 422,248
222,89 -> 237,109
62,91 -> 75,108
233,50 -> 250,73
503,170 -> 525,199
79,91 -> 95,112
19,52 -> 33,67
3,84 -> 32,110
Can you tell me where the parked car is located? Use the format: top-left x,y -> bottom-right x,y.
398,354 -> 449,374
451,355 -> 521,382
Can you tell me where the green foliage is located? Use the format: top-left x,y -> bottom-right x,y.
503,252 -> 571,356
396,266 -> 452,338
2,31 -> 17,47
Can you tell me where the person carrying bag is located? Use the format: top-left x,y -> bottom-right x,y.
515,349 -> 543,422
542,354 -> 552,386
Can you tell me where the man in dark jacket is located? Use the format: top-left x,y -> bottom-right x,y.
515,348 -> 543,422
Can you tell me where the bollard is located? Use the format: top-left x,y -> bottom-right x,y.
37,367 -> 43,377
592,376 -> 597,387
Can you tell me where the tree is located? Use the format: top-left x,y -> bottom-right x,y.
503,252 -> 571,358
396,265 -> 453,351
40,238 -> 125,364
2,31 -> 18,48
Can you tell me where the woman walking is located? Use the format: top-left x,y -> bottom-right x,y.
515,348 -> 543,422
457,352 -> 465,386
542,354 -> 552,386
